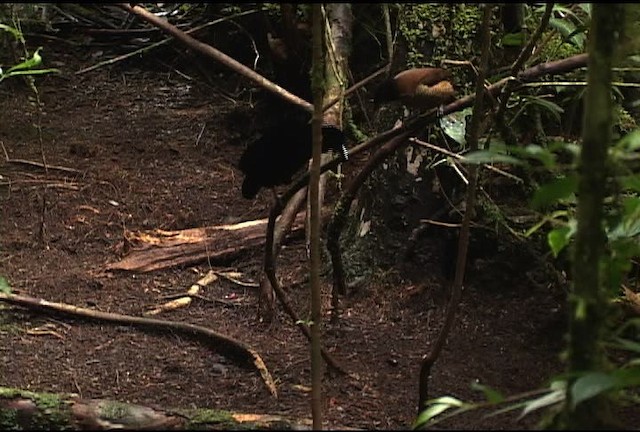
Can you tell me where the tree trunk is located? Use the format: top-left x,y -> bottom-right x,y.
310,4 -> 325,429
554,3 -> 624,429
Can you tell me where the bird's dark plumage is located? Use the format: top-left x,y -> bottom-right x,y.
374,67 -> 456,111
239,123 -> 348,199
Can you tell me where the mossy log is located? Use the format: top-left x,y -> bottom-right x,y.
0,387 -> 331,430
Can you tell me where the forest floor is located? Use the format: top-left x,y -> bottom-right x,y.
0,35 -> 621,430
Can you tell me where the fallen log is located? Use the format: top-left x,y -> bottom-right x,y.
1,387 -> 356,430
106,213 -> 307,273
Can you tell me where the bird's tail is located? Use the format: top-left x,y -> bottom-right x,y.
321,125 -> 349,161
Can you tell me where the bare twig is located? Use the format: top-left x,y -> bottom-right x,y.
225,18 -> 260,71
382,3 -> 394,63
410,138 -> 524,183
0,291 -> 277,398
511,3 -> 555,75
4,158 -> 82,174
214,271 -> 259,288
322,65 -> 388,113
420,219 -> 463,228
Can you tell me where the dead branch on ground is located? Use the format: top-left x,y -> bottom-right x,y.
0,291 -> 277,398
145,270 -> 222,315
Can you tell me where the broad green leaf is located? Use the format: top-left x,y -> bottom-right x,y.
548,226 -> 572,257
571,372 -> 616,408
607,198 -> 640,240
463,150 -> 522,165
440,108 -> 472,146
531,174 -> 578,209
471,382 -> 504,404
549,16 -> 585,47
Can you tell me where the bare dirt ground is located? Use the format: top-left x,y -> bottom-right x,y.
0,36 -> 584,430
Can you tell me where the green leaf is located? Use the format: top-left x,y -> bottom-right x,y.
463,150 -> 522,165
471,382 -> 504,404
577,4 -> 591,16
0,68 -> 60,84
5,47 -> 44,74
548,226 -> 572,257
611,337 -> 640,355
522,96 -> 565,122
439,108 -> 472,146
521,144 -> 557,170
619,174 -> 640,193
0,276 -> 10,294
519,381 -> 566,419
531,174 -> 578,209
7,47 -> 42,73
502,32 -> 525,47
0,23 -> 23,41
607,197 -> 640,240
414,396 -> 465,428
615,129 -> 640,152
549,16 -> 586,47
610,366 -> 640,388
548,140 -> 581,159
571,372 -> 616,409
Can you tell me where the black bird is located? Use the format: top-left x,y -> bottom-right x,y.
239,122 -> 348,199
